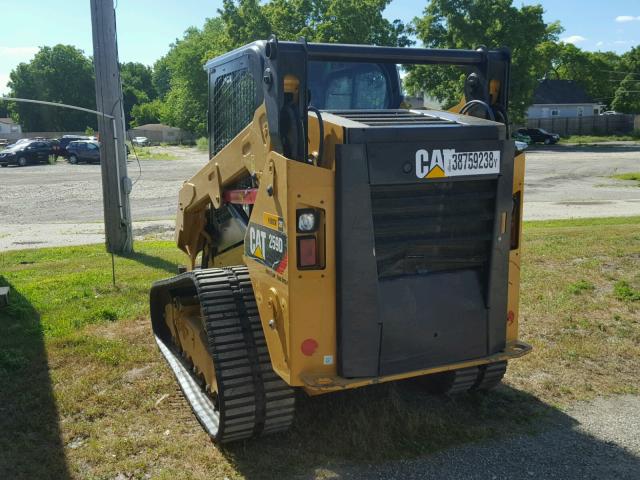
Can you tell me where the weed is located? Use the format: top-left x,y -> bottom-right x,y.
567,279 -> 595,295
613,280 -> 640,302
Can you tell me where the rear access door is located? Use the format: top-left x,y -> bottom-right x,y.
335,111 -> 515,377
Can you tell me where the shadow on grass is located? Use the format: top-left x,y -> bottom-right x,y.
0,276 -> 71,479
123,250 -> 178,276
220,380 -> 640,479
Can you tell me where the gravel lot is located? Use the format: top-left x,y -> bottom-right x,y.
524,144 -> 640,220
317,395 -> 640,480
0,144 -> 639,250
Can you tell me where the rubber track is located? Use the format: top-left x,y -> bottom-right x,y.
151,266 -> 295,443
446,361 -> 508,394
472,361 -> 507,391
445,367 -> 481,394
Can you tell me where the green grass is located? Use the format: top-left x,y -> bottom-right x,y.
612,172 -> 640,181
523,215 -> 640,229
611,172 -> 640,187
129,146 -> 178,160
0,217 -> 639,479
560,132 -> 640,144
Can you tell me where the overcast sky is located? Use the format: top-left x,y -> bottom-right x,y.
0,0 -> 638,95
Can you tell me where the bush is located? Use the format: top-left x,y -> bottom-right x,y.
196,137 -> 208,151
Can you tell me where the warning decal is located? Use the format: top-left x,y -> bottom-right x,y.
245,222 -> 288,274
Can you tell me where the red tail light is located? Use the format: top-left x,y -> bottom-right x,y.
297,236 -> 317,267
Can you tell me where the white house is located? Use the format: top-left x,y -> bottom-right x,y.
527,79 -> 602,119
0,117 -> 22,135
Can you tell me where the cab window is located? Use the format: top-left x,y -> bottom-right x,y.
308,62 -> 393,110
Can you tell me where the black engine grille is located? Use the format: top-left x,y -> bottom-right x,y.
370,180 -> 497,278
330,109 -> 457,126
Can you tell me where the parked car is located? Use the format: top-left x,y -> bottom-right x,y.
0,139 -> 54,167
7,138 -> 30,148
516,128 -> 560,145
515,140 -> 529,152
66,140 -> 101,164
513,132 -> 532,144
132,136 -> 149,146
600,111 -> 620,116
0,139 -> 8,147
54,135 -> 94,158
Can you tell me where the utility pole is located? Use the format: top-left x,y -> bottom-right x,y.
90,0 -> 133,254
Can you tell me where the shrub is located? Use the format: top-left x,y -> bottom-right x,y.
196,137 -> 208,151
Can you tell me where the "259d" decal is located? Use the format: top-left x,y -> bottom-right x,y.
245,222 -> 288,274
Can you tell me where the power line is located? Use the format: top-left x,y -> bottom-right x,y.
0,96 -> 114,119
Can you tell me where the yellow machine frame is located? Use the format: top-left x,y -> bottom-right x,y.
172,102 -> 530,396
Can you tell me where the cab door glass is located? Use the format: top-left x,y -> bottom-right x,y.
354,70 -> 387,108
326,76 -> 352,109
310,62 -> 392,110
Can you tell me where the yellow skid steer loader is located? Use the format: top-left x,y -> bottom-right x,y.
150,37 -> 530,442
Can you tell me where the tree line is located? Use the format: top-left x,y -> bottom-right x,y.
5,0 -> 640,135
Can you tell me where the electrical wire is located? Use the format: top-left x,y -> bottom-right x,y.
460,99 -> 496,121
127,130 -> 143,186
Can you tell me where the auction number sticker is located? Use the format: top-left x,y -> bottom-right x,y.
415,148 -> 500,178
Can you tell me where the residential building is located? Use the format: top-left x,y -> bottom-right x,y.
0,117 -> 22,134
527,79 -> 602,119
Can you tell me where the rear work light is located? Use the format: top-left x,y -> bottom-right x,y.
297,208 -> 318,233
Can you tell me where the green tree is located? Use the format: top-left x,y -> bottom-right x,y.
538,43 -> 621,105
120,62 -> 156,128
159,18 -> 228,136
260,0 -> 412,45
130,99 -> 165,127
152,56 -> 172,100
407,0 -> 562,121
611,46 -> 640,113
220,0 -> 271,47
612,74 -> 640,113
157,0 -> 411,135
7,45 -> 97,131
